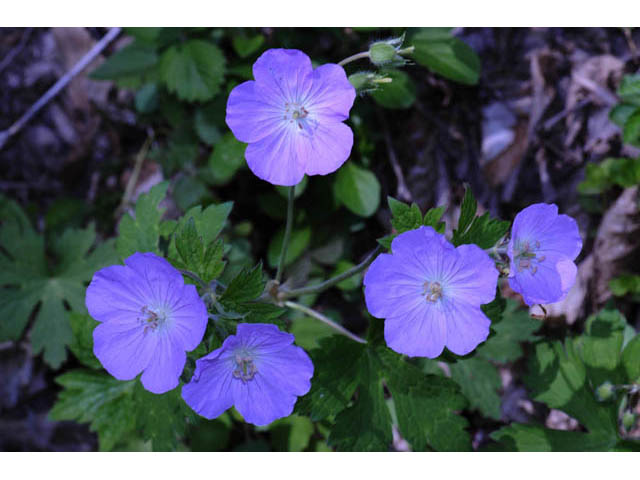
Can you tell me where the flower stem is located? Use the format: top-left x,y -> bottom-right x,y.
179,269 -> 207,289
275,186 -> 295,284
284,301 -> 366,344
338,51 -> 370,67
279,245 -> 383,300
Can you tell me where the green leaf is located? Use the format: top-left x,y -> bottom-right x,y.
232,34 -> 265,58
578,157 -> 640,194
580,308 -> 627,386
68,312 -> 101,369
174,202 -> 233,247
609,103 -> 639,128
412,29 -> 481,85
452,188 -> 509,248
173,176 -> 211,212
116,181 -> 169,259
610,274 -> 640,296
477,299 -> 541,363
328,348 -> 392,451
334,163 -> 381,218
623,109 -> 640,147
388,196 -> 422,232
379,199 -> 446,249
295,336 -> 365,421
219,263 -> 266,306
491,424 -> 616,452
124,27 -> 163,45
160,39 -> 226,102
90,42 -> 158,80
378,347 -> 471,451
270,414 -> 314,452
0,210 -> 118,367
172,217 -> 226,284
617,74 -> 640,106
526,340 -> 618,437
456,187 -> 477,233
135,83 -> 159,114
622,335 -> 640,382
450,357 -> 502,420
50,370 -> 135,451
207,133 -> 247,185
267,227 -> 312,268
371,69 -> 416,109
132,383 -> 189,451
194,105 -> 222,145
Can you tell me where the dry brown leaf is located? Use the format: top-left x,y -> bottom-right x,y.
592,186 -> 640,306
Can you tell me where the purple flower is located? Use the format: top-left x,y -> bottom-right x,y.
182,323 -> 313,426
85,252 -> 208,394
364,226 -> 498,358
225,48 -> 356,186
507,203 -> 582,306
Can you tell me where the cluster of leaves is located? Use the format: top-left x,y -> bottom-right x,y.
361,28 -> 481,110
579,74 -> 640,196
0,195 -> 117,368
296,321 -> 473,451
492,308 -> 640,451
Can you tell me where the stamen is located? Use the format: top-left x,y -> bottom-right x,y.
232,354 -> 257,382
422,281 -> 443,303
139,306 -> 162,335
515,238 -> 545,274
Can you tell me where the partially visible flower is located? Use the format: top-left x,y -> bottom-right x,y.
85,252 -> 207,394
507,203 -> 582,306
364,226 -> 498,358
182,323 -> 313,426
226,48 -> 356,186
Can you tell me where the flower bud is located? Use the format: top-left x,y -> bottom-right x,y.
348,71 -> 392,94
595,381 -> 615,402
369,42 -> 398,66
622,410 -> 636,431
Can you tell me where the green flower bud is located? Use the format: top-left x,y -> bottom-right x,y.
348,72 -> 372,91
348,71 -> 392,93
595,381 -> 615,402
369,42 -> 398,66
622,410 -> 636,431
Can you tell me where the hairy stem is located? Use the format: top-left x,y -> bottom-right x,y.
179,269 -> 207,289
284,301 -> 366,344
275,186 -> 295,283
280,245 -> 383,300
338,51 -> 370,67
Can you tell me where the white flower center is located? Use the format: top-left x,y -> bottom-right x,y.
138,305 -> 168,334
283,102 -> 313,131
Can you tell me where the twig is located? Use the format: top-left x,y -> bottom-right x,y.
275,186 -> 295,283
284,301 -> 366,344
0,27 -> 122,150
279,245 -> 383,300
378,111 -> 412,202
0,28 -> 33,74
623,28 -> 639,62
572,72 -> 619,107
541,98 -> 591,132
338,51 -> 370,67
116,132 -> 154,217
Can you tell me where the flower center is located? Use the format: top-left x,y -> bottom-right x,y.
232,354 -> 257,383
284,102 -> 310,130
515,240 -> 546,275
138,305 -> 167,334
422,281 -> 443,303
